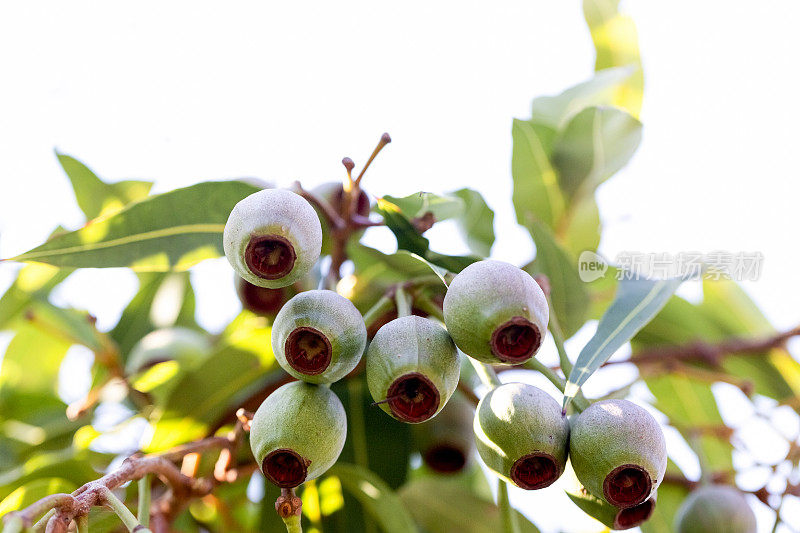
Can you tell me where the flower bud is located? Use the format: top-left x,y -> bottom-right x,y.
366,316 -> 460,424
235,275 -> 296,318
250,381 -> 347,488
443,260 -> 548,364
224,189 -> 322,288
569,400 -> 667,508
272,290 -> 367,384
311,182 -> 371,254
474,383 -> 569,489
675,485 -> 756,533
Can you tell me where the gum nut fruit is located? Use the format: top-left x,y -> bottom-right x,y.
474,382 -> 569,490
125,327 -> 211,375
366,315 -> 460,424
223,188 -> 322,289
236,275 -> 296,318
272,289 -> 367,384
569,399 -> 667,509
564,462 -> 657,530
413,391 -> 476,474
312,182 -> 371,255
675,485 -> 757,533
443,260 -> 548,365
250,381 -> 347,488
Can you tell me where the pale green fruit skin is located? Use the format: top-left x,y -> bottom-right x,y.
413,391 -> 476,473
366,316 -> 460,423
223,189 -> 322,288
675,485 -> 756,533
474,382 -> 569,489
443,260 -> 548,364
250,381 -> 347,486
125,327 -> 211,374
570,399 -> 667,508
563,462 -> 657,530
272,289 -> 367,384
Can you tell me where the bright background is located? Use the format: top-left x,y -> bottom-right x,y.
1,2 -> 799,531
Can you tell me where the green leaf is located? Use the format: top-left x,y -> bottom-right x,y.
511,119 -> 564,230
559,195 -> 601,261
583,0 -> 644,117
564,276 -> 684,409
530,66 -> 639,128
9,181 -> 260,271
524,221 -> 589,338
0,321 -> 70,395
640,463 -> 691,533
552,106 -> 642,201
144,311 -> 276,451
0,477 -> 76,515
56,152 -> 152,220
110,272 -> 197,359
0,263 -> 71,331
382,193 -> 465,222
375,198 -> 479,273
328,463 -> 418,533
398,477 -> 540,533
451,188 -> 495,256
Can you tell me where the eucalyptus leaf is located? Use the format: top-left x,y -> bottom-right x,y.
10,181 -> 260,271
564,275 -> 684,410
0,263 -> 71,331
0,477 -> 76,515
451,188 -> 495,257
511,119 -> 563,230
382,192 -> 465,222
56,152 -> 152,220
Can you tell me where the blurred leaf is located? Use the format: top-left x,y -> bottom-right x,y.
375,198 -> 479,273
583,0 -> 643,117
382,193 -> 465,221
0,321 -> 70,395
530,66 -> 638,128
56,152 -> 152,220
0,477 -> 76,515
560,195 -> 601,259
564,276 -> 683,409
511,119 -> 563,230
110,272 -> 197,359
451,188 -> 495,257
328,463 -> 418,533
524,221 -> 589,338
9,181 -> 259,271
25,301 -> 106,353
552,106 -> 642,201
0,447 -> 108,500
144,312 -> 276,451
641,464 -> 690,533
399,477 -> 540,533
0,263 -> 71,331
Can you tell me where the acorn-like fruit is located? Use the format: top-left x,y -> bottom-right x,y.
125,327 -> 211,375
250,381 -> 347,488
223,189 -> 322,289
443,260 -> 548,364
413,391 -> 475,474
474,382 -> 569,490
564,462 -> 657,530
272,289 -> 367,384
235,275 -> 296,318
366,316 -> 460,424
570,400 -> 667,509
675,485 -> 757,533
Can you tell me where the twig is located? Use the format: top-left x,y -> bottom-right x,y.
276,488 -> 303,533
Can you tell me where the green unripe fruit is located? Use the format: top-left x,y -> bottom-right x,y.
413,392 -> 475,474
250,381 -> 347,488
125,327 -> 211,375
272,289 -> 367,384
474,383 -> 569,490
224,189 -> 322,289
443,260 -> 548,364
366,316 -> 460,424
235,275 -> 296,318
564,462 -> 656,530
570,399 -> 667,509
675,485 -> 756,533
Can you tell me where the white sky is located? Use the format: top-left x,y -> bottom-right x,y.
1,2 -> 799,532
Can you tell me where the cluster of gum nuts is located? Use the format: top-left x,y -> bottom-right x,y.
222,187 -> 754,532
